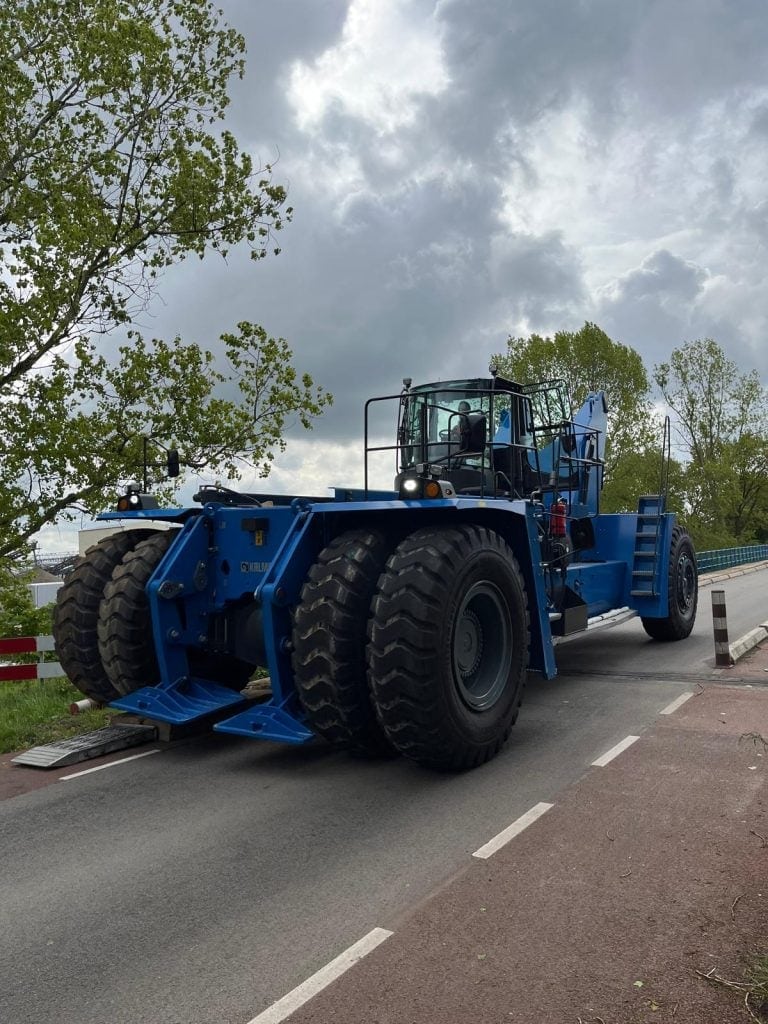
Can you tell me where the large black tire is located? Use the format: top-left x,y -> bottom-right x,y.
367,524 -> 529,770
97,532 -> 174,696
641,525 -> 698,641
52,531 -> 155,703
292,529 -> 395,756
98,531 -> 253,696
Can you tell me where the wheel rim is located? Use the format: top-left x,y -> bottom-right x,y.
676,552 -> 696,614
452,581 -> 512,711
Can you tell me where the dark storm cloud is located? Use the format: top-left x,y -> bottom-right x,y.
220,0 -> 350,140
596,250 -> 710,367
607,250 -> 708,305
489,231 -> 585,317
158,162 -> 587,440
157,0 -> 594,442
445,0 -> 768,115
432,0 -> 637,152
149,0 -> 768,466
159,169 -> 569,441
596,246 -> 768,384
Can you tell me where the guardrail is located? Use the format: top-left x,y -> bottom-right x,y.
697,544 -> 768,573
0,635 -> 63,681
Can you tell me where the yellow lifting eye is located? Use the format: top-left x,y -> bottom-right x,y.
424,480 -> 441,498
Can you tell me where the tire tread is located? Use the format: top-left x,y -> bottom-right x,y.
367,524 -> 529,770
292,529 -> 394,756
97,532 -> 174,695
52,531 -> 154,703
641,525 -> 698,642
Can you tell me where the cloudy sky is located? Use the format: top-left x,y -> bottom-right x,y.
39,0 -> 768,549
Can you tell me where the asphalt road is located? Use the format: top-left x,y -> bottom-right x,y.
1,567 -> 766,1024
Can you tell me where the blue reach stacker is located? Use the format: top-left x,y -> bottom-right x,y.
52,371 -> 698,770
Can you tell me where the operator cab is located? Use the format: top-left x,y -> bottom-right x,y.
393,375 -> 539,499
363,371 -> 605,512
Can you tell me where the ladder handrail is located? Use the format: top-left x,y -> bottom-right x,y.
658,415 -> 671,512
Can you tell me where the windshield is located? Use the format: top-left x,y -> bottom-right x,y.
398,379 -> 528,470
400,385 -> 476,464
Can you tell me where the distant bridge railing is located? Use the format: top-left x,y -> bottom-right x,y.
697,544 -> 768,573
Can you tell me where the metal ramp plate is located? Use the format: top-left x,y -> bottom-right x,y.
11,723 -> 157,769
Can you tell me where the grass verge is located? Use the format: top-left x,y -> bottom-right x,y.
0,677 -> 113,755
698,952 -> 768,1023
746,956 -> 768,1023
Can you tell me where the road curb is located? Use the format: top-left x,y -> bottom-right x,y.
698,558 -> 768,588
729,621 -> 768,663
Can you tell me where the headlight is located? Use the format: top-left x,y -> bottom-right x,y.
116,484 -> 159,512
396,465 -> 455,500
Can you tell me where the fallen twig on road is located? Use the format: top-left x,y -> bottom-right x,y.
740,732 -> 768,751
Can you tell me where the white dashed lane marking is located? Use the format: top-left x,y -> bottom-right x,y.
591,735 -> 640,767
659,692 -> 694,715
472,801 -> 554,859
59,749 -> 161,780
245,928 -> 393,1024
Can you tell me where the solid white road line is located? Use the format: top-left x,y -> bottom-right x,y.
659,692 -> 694,716
472,801 -> 554,860
591,735 -> 640,767
246,928 -> 393,1024
59,749 -> 161,779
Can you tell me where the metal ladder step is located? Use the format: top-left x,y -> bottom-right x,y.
632,494 -> 664,600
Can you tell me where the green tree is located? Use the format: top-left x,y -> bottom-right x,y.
494,322 -> 669,511
655,339 -> 768,545
0,0 -> 331,560
0,570 -> 55,641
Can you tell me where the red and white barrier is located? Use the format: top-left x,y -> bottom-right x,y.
0,635 -> 63,681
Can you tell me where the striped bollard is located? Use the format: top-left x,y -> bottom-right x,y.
711,589 -> 732,667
